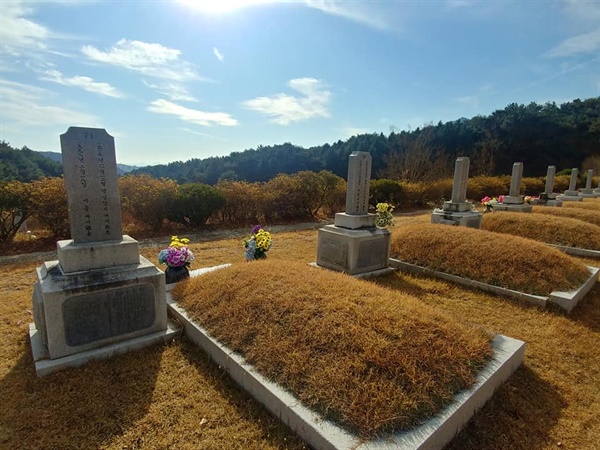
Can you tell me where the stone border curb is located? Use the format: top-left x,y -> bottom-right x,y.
388,258 -> 598,312
167,296 -> 525,450
546,243 -> 600,259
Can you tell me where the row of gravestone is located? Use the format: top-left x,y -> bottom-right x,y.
28,128 -> 599,376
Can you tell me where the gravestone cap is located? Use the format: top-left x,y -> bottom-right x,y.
60,127 -> 123,244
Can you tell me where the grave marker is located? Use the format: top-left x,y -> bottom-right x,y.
580,169 -> 597,197
431,157 -> 482,228
557,168 -> 583,202
29,127 -> 179,377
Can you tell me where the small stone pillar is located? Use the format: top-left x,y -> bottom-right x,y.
557,168 -> 583,202
29,127 -> 179,377
494,162 -> 532,212
538,165 -> 562,207
595,175 -> 600,195
316,152 -> 391,276
430,157 -> 482,228
580,169 -> 597,197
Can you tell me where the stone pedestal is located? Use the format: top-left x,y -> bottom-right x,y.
579,189 -> 597,198
501,195 -> 524,205
557,193 -> 583,202
32,256 -> 168,360
334,212 -> 375,230
431,208 -> 483,228
493,203 -> 533,213
57,235 -> 140,273
316,225 -> 390,275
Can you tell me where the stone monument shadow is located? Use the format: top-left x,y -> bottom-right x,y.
567,286 -> 600,332
368,271 -> 430,298
0,342 -> 163,448
177,339 -> 306,447
446,365 -> 566,450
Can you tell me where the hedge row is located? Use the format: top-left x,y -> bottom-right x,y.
0,172 -> 594,243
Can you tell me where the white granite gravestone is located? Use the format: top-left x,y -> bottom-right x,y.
30,127 -> 179,377
580,169 -> 597,197
595,175 -> 600,195
316,152 -> 391,276
431,157 -> 483,228
538,165 -> 563,207
493,162 -> 532,212
557,168 -> 583,202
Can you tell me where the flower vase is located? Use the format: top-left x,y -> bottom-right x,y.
165,265 -> 190,284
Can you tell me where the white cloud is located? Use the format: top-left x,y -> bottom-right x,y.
545,30 -> 600,58
0,1 -> 50,55
141,80 -> 198,102
304,0 -> 390,30
40,69 -> 124,98
455,95 -> 479,108
147,99 -> 238,126
0,78 -> 97,128
242,77 -> 331,125
340,126 -> 369,138
213,47 -> 225,62
82,39 -> 202,82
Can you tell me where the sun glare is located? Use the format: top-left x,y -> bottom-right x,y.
178,0 -> 274,14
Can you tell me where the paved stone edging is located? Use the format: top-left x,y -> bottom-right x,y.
167,291 -> 525,450
546,243 -> 600,259
389,258 -> 598,313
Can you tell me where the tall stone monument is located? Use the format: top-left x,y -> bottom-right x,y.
595,175 -> 600,195
493,162 -> 532,212
557,168 -> 583,202
316,152 -> 391,276
538,165 -> 562,207
580,169 -> 597,197
29,127 -> 179,377
431,157 -> 482,228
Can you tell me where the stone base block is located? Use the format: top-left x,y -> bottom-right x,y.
334,212 -> 375,230
501,195 -> 524,205
563,190 -> 580,197
29,319 -> 181,377
493,203 -> 532,213
431,209 -> 483,228
32,255 -> 167,360
316,225 -> 390,275
537,199 -> 563,207
441,201 -> 473,213
57,235 -> 140,273
579,189 -> 599,198
556,194 -> 583,202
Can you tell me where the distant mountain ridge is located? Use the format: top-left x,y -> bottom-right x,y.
38,151 -> 140,175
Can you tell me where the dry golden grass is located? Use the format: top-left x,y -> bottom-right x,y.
483,211 -> 600,251
172,260 -> 492,438
1,216 -> 599,449
563,199 -> 600,212
390,223 -> 589,295
533,205 -> 600,227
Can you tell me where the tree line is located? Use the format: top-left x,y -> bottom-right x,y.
1,97 -> 598,185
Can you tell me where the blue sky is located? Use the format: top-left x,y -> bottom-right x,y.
1,0 -> 599,166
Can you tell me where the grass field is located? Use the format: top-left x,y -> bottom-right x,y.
1,213 -> 599,449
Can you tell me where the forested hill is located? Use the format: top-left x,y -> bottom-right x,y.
0,142 -> 62,182
132,98 -> 600,184
0,145 -> 139,182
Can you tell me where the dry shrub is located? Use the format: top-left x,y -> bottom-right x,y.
521,177 -> 545,195
533,206 -> 600,227
391,223 -> 589,295
30,177 -> 70,238
563,200 -> 600,212
399,182 -> 427,207
216,180 -> 265,225
422,177 -> 453,205
482,211 -> 600,251
173,260 -> 492,438
554,174 -> 571,192
467,176 -> 510,201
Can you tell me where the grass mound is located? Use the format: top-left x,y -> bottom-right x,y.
533,206 -> 600,227
563,200 -> 600,212
391,223 -> 590,295
172,260 -> 492,438
483,211 -> 600,251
